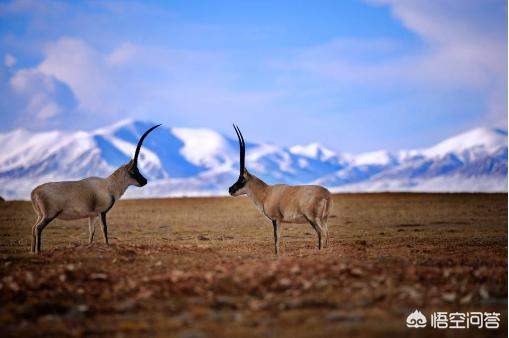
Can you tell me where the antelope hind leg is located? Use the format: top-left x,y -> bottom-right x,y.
31,216 -> 42,253
88,216 -> 97,244
100,212 -> 109,245
272,220 -> 281,255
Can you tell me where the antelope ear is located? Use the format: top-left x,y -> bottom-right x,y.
243,168 -> 249,178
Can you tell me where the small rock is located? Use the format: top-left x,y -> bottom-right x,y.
25,271 -> 34,284
214,295 -> 237,308
197,235 -> 210,241
326,311 -> 363,322
316,279 -> 329,288
350,268 -> 364,277
442,292 -> 456,302
401,286 -> 420,300
114,299 -> 136,312
90,273 -> 108,280
233,312 -> 243,322
174,311 -> 193,325
248,298 -> 264,311
76,304 -> 89,313
479,286 -> 490,300
279,278 -> 292,287
460,293 -> 472,304
178,329 -> 207,338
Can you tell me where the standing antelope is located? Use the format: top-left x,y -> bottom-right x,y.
228,125 -> 332,255
30,124 -> 161,253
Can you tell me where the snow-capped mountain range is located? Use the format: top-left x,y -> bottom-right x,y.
0,120 -> 506,200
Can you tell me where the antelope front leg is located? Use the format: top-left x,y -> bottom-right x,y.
88,216 -> 97,244
31,216 -> 42,253
34,217 -> 55,254
100,212 -> 109,245
272,220 -> 281,255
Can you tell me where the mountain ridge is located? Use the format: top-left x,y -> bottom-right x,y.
0,121 -> 506,199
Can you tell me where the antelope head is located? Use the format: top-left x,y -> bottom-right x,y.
229,124 -> 250,196
126,124 -> 161,187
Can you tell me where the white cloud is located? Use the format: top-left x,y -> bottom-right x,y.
106,42 -> 137,65
371,0 -> 507,125
7,37 -> 282,130
373,0 -> 506,85
37,38 -> 110,114
9,69 -> 64,123
4,53 -> 16,67
281,0 -> 507,127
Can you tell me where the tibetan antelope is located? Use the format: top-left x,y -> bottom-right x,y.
228,125 -> 332,254
30,124 -> 161,253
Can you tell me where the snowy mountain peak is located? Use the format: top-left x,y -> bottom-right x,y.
423,128 -> 507,158
352,150 -> 397,166
171,127 -> 236,168
290,143 -> 336,161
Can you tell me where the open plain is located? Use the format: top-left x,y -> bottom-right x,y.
0,193 -> 507,337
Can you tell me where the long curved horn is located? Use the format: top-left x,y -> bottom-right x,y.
132,124 -> 161,167
233,124 -> 245,174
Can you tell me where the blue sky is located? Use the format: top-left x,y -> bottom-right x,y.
0,0 -> 506,153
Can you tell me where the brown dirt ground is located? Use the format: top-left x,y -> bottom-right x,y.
0,193 -> 507,338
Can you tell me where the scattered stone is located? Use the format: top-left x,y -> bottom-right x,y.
90,273 -> 108,280
214,295 -> 237,309
65,264 -> 75,271
460,293 -> 473,304
326,311 -> 363,322
248,298 -> 264,311
479,286 -> 490,300
114,299 -> 136,312
278,278 -> 292,287
197,235 -> 210,241
76,304 -> 89,313
442,292 -> 456,302
174,311 -> 193,325
401,286 -> 421,301
178,329 -> 207,338
24,271 -> 34,284
350,268 -> 364,277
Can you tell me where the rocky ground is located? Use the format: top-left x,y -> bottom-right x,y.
0,193 -> 506,337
